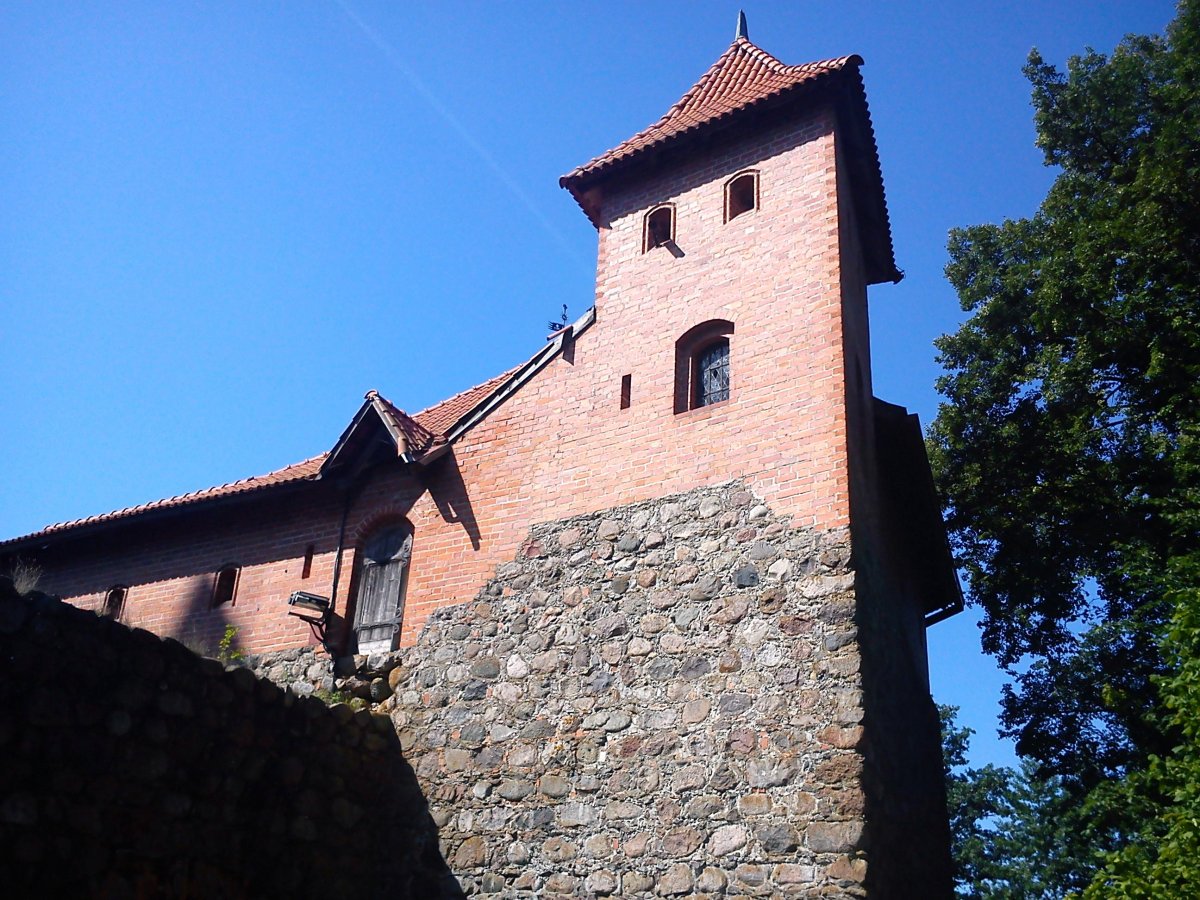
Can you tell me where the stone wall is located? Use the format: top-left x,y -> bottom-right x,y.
0,581 -> 454,898
2,479 -> 948,897
252,482 -> 871,897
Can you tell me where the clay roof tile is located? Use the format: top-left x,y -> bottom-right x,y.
562,38 -> 859,186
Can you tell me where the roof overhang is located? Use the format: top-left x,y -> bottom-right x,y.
873,398 -> 964,626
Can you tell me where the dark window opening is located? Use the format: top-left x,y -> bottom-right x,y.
674,319 -> 735,414
352,524 -> 412,653
620,374 -> 632,409
103,586 -> 127,620
212,565 -> 240,609
644,205 -> 675,252
302,544 -> 315,580
694,339 -> 731,407
725,171 -> 758,221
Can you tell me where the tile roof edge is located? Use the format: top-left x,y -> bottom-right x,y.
561,40 -> 861,187
1,453 -> 328,548
438,306 -> 597,448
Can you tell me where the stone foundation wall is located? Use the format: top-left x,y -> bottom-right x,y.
258,482 -> 871,897
0,583 -> 453,899
3,480 -> 931,898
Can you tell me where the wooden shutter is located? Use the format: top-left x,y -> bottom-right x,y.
353,526 -> 412,650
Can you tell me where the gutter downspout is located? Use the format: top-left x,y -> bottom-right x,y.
328,472 -> 369,661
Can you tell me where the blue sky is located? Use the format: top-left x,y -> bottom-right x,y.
1,1 -> 1179,766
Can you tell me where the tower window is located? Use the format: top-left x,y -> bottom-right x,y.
211,565 -> 240,608
725,171 -> 758,221
674,319 -> 735,413
620,374 -> 632,410
694,339 -> 731,407
644,205 -> 675,252
103,585 -> 127,620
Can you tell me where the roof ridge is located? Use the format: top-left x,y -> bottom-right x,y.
657,39 -> 744,126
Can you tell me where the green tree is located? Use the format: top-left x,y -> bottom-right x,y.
942,707 -> 1097,898
1084,557 -> 1200,896
929,0 -> 1200,885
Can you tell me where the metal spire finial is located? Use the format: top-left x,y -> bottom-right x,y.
735,10 -> 748,40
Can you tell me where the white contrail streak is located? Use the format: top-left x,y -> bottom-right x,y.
332,0 -> 590,269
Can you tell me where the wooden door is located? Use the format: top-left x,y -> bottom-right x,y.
353,525 -> 412,651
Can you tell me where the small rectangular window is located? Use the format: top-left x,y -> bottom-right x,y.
302,544 -> 315,579
620,374 -> 632,409
644,205 -> 675,252
725,171 -> 758,222
103,586 -> 128,621
212,565 -> 240,608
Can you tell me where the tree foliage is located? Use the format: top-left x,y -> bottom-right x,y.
1084,557 -> 1200,896
942,707 -> 1097,898
930,0 -> 1200,888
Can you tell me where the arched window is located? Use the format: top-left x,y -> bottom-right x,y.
211,565 -> 240,608
695,339 -> 731,407
103,585 -> 127,620
674,319 -> 735,413
644,205 -> 675,252
725,170 -> 758,221
352,523 -> 413,653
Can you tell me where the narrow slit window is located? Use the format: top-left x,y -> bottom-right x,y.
644,205 -> 675,252
725,171 -> 758,221
620,374 -> 632,409
212,565 -> 240,608
302,544 -> 315,579
103,585 -> 127,620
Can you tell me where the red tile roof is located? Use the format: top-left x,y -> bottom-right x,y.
562,38 -> 860,186
2,365 -> 524,547
3,454 -> 329,545
368,393 -> 437,455
411,366 -> 519,437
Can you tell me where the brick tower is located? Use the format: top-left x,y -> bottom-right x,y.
536,24 -> 961,897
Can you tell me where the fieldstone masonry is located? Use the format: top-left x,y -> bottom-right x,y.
260,481 -> 871,897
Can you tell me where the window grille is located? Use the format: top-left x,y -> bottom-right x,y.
696,340 -> 730,407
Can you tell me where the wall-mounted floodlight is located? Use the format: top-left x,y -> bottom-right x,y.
288,591 -> 331,624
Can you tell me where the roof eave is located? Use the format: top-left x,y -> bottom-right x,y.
0,474 -> 321,553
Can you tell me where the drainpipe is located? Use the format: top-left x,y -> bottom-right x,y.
327,473 -> 368,664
